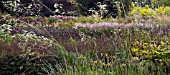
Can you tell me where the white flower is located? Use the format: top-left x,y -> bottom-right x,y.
55,9 -> 60,13
99,4 -> 107,10
54,3 -> 59,8
28,4 -> 32,8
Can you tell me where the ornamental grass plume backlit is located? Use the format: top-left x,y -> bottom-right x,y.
49,15 -> 77,21
75,22 -> 154,30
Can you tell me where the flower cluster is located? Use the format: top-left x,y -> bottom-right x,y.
75,22 -> 153,30
49,15 -> 77,21
13,32 -> 58,54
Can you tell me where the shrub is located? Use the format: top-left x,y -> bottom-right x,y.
129,5 -> 157,17
0,52 -> 44,75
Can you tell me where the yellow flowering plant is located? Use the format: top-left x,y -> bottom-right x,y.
156,6 -> 170,16
129,5 -> 157,18
129,3 -> 170,17
131,40 -> 170,60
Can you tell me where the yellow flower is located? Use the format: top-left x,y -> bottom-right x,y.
103,62 -> 112,67
141,50 -> 148,54
131,2 -> 135,8
157,45 -> 161,49
161,41 -> 165,46
78,55 -> 86,60
105,53 -> 109,58
142,43 -> 148,49
132,47 -> 139,53
120,64 -> 126,68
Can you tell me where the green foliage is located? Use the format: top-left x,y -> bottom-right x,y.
154,0 -> 170,6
